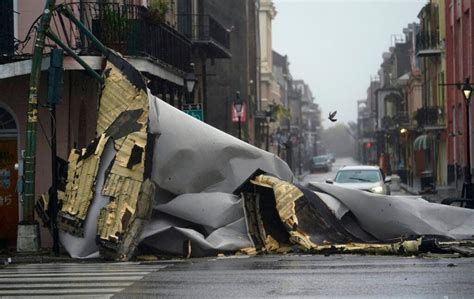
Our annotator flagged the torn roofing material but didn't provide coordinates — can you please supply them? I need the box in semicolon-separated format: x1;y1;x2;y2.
243;175;474;256
39;50;474;260
53;50;294;260
58;51;156;260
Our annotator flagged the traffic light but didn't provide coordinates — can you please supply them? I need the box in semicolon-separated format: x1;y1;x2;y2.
366;142;372;149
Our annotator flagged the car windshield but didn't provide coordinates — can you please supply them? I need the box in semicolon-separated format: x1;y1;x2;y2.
335;170;382;183
313;156;328;163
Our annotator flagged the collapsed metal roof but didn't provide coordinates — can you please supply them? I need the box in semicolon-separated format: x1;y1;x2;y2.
37;50;474;260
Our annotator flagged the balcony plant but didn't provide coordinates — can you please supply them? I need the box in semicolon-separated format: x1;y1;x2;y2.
415;106;439;127
146;0;170;24
97;5;130;51
272;104;291;121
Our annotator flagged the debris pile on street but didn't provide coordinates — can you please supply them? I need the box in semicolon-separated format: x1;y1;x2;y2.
37;51;474;261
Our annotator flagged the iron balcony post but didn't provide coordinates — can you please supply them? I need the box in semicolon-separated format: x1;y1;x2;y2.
45;30;104;83
23;0;56;224
58;5;109;57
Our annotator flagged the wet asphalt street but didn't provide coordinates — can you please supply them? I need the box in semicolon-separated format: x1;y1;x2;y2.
114;255;474;298
2;157;470;298
2;253;472;298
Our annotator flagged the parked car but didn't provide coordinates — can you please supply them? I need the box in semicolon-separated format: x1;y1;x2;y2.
327;153;336;163
326;165;391;195
310;155;332;172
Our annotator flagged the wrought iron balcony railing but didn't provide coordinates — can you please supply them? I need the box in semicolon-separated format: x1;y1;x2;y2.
380;111;409;130
416;31;441;56
415;106;445;128
5;2;194;73
87;3;192;73
178;14;231;58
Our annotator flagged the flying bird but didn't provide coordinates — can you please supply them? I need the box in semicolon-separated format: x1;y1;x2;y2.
328;111;337;122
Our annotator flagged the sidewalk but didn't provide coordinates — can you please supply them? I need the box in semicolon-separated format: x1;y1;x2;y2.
0;248;78;265
400;180;459;204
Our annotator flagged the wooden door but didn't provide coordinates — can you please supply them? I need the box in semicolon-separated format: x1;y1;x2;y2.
0;139;18;248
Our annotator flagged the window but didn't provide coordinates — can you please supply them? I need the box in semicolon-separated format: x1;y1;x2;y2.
0;107;16;132
335;170;382;183
0;0;14;56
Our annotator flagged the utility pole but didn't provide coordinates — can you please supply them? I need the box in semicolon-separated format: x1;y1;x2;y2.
16;0;109;253
17;0;56;253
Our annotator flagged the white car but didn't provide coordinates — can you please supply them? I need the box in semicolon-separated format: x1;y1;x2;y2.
326;165;391;195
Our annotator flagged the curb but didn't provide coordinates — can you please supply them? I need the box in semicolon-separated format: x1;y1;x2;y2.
400;184;418;195
0;250;96;265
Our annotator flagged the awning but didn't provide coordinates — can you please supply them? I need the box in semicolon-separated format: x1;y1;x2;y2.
413;134;433;151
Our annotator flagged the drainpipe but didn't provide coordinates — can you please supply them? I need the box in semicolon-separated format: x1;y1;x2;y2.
18;0;56;252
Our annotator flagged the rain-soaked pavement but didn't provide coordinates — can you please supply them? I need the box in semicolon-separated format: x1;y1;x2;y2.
114;255;474;298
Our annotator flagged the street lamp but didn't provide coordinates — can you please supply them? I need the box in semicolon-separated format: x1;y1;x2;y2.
399;127;408;184
461;78;473;199
265;107;273;151
184;66;197;104
234;91;243;140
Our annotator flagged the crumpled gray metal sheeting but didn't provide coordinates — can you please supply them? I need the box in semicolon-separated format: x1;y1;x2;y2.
150;99;294;194
58;90;293;258
310;182;474;241
140;215;251;256
153;192;244;229
139;193;252;256
139;97;294;256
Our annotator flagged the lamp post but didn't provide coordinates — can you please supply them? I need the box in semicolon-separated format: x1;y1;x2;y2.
265;108;272;151
400;127;408;184
461;78;473;199
234;91;243;140
184;67;197;104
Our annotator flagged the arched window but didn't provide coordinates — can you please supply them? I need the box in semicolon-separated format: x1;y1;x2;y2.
0;107;17;134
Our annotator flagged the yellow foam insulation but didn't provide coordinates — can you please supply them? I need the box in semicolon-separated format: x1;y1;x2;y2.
61;133;109;221
99;178;142;240
309;239;421;255
111;132;147;182
95;61;150;245
239;247;257;256
58;57;153;251
96;63;148;135
251;175;318;251
251;175;303;229
289;231;318;251
264;234;281;252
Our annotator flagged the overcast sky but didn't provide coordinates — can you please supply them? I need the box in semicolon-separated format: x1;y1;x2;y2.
272;0;427;128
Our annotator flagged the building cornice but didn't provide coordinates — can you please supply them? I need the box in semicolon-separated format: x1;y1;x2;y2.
260;0;277;19
0;55;184;86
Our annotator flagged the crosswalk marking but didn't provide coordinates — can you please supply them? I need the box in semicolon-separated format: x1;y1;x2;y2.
0;262;171;298
0;271;151;277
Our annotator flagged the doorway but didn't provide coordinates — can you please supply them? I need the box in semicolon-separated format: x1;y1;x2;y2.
0;106;18;249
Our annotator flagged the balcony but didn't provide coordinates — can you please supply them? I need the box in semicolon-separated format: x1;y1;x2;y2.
360;131;376;139
395;111;409;126
381;116;396;130
81;3;192;73
178;14;231;59
416;31;442;56
415;106;445;129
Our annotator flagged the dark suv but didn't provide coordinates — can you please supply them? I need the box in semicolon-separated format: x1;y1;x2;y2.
310;155;332;172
